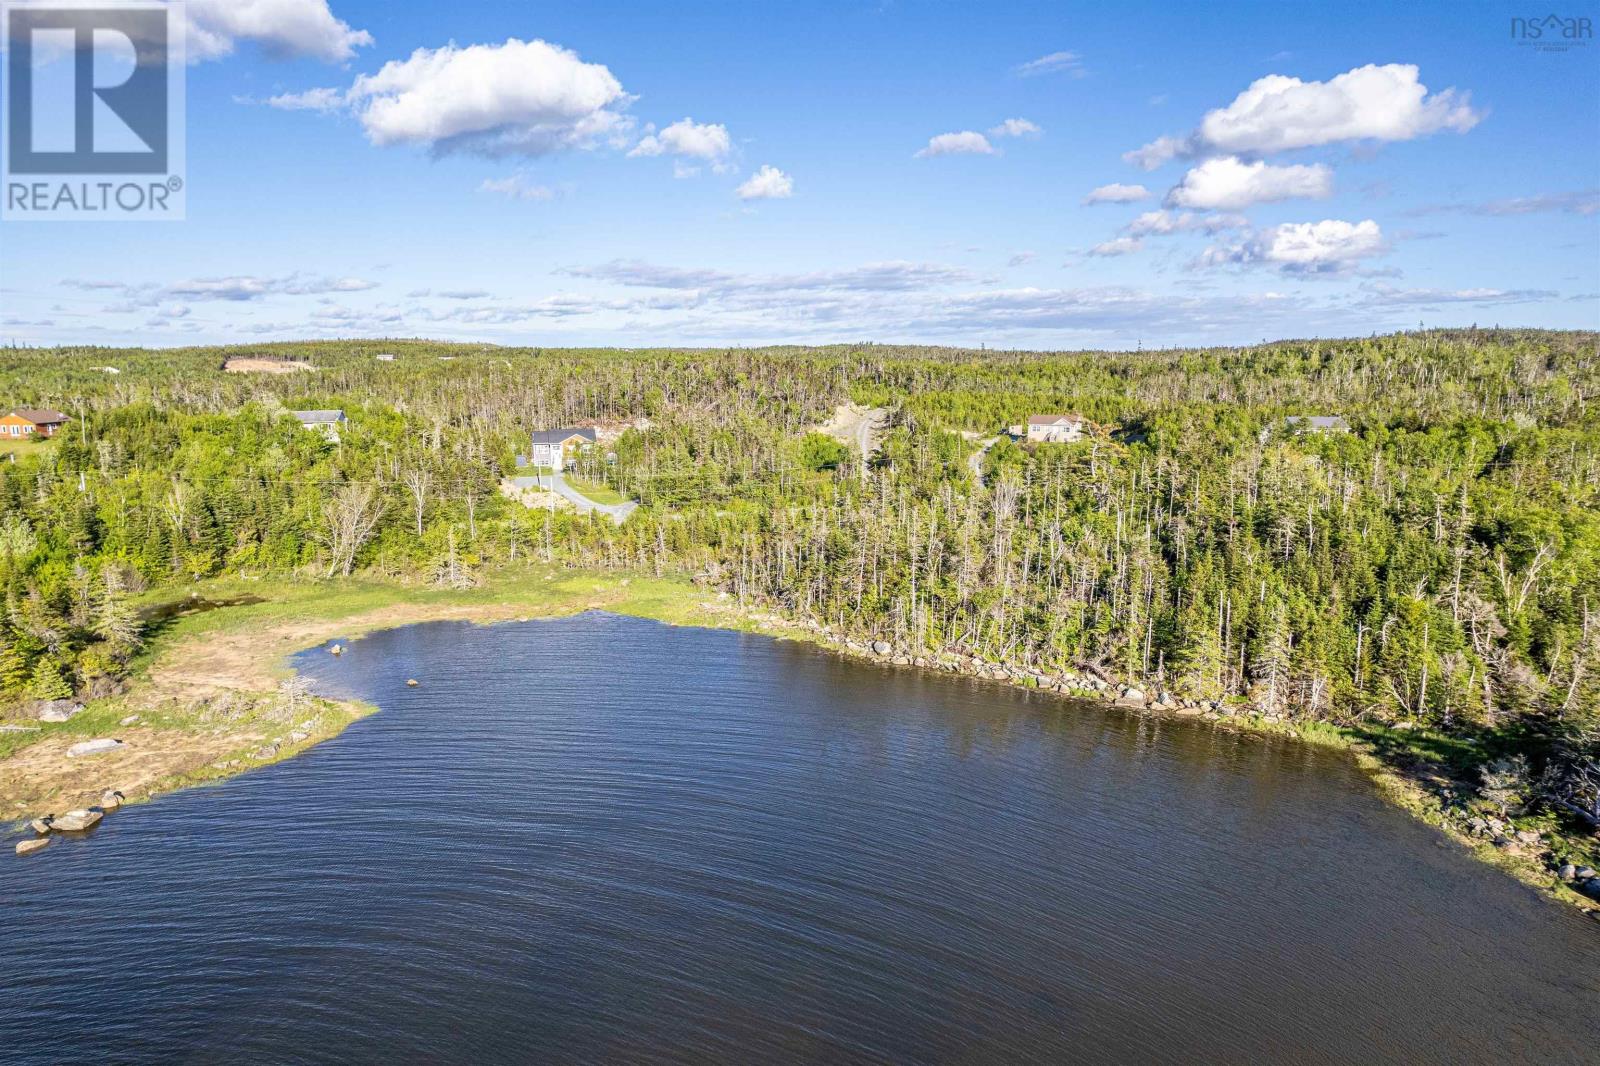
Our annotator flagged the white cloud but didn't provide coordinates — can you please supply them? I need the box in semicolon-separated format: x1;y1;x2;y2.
478;175;556;201
565;259;973;294
1199;65;1480;154
174;274;378;299
1406;188;1600;217
629;118;733;162
44;258;1475;349
1358;283;1557;307
1204;219;1385;274
71;273;377;303
1122;135;1190;171
1014;51;1084;78
735;165;793;200
1008;251;1038;267
1125;63;1480;169
989;118;1041;139
187;0;372;64
1084;182;1151;205
915;131;995;158
1089;237;1143;257
1125;210;1248;237
266;87;344;112
1165;156;1332;210
327;38;632;157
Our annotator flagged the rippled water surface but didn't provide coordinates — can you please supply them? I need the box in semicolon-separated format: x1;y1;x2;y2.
5;613;1598;1064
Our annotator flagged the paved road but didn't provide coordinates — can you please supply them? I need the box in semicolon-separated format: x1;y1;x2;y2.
515;471;637;524
550;472;637;524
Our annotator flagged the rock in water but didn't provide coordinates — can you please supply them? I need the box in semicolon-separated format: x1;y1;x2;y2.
99;790;125;811
52;809;103;832
406;678;419;687
15;838;49;856
67;738;123;758
331;644;343;655
29;817;53;836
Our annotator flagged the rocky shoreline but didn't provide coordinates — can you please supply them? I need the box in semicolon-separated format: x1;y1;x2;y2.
728;604;1600;920
8;576;1598;922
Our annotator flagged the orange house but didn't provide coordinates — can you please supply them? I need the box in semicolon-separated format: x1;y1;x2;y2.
1;409;70;439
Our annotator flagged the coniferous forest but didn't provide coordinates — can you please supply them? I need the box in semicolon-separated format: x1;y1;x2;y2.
2;330;1597;831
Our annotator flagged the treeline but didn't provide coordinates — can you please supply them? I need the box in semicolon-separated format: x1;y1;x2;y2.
2;329;1598;827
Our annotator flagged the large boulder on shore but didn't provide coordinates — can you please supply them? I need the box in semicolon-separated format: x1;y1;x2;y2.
15;838;49;857
871;641;892;656
99;790;125;811
36;700;84;723
67;739;123;758
29;817;52;836
51;809;103;832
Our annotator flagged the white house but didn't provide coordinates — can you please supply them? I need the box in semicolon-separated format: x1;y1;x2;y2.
1026;414;1089;443
529;427;597;469
291;409;346;442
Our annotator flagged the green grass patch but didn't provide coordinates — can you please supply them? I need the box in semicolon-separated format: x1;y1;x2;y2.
0;437;54;459
128;568;715;678
564;475;627;506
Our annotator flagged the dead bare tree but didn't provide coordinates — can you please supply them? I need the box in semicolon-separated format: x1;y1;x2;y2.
402;468;432;536
321;483;386;578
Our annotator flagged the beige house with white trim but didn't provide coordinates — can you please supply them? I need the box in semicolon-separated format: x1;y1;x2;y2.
1025;414;1088;443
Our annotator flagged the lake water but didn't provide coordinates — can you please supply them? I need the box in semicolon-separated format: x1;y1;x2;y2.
4;613;1598;1064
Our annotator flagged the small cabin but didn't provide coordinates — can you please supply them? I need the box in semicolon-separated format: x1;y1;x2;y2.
1025;414;1089;444
530;428;597;470
1;408;69;439
291;409;346;443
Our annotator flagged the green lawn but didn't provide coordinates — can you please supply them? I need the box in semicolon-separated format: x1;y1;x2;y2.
0;437;54;460
565;474;627;506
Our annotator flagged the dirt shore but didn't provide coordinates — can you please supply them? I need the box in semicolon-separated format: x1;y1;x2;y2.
1;574;725;824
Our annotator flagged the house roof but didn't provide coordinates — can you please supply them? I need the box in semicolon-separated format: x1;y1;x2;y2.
1027;414;1084;426
291;409;345;423
531;427;597;445
9;409;68;425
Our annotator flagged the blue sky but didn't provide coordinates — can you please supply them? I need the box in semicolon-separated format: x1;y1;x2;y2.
1;0;1596;349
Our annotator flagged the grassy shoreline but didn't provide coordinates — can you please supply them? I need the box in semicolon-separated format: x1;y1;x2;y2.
4;568;1595;918
2;570;742;827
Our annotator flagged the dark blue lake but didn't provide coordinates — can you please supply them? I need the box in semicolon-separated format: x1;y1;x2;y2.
4;613;1597;1063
